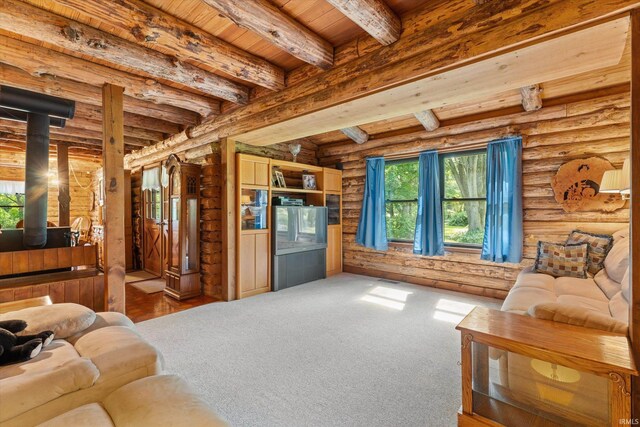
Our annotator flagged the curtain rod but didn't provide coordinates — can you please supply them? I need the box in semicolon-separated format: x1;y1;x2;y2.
382;141;489;161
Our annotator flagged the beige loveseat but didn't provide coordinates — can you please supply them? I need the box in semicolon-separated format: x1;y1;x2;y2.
38;374;227;427
501;227;630;332
492;227;630;422
0;305;164;427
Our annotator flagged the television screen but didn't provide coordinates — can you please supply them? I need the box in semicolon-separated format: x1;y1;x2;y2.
273;206;327;255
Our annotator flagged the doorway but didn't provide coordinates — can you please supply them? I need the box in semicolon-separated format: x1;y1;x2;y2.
141;164;168;277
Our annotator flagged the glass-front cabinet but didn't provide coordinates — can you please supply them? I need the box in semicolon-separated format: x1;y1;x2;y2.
164;154;201;300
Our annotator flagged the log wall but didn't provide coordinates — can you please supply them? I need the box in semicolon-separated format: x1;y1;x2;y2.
318;90;631;299
0;151;100;227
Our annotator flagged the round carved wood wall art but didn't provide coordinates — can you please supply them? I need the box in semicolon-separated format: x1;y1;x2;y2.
551;157;625;213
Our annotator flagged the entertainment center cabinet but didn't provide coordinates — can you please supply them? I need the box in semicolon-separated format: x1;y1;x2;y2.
235;154;342;299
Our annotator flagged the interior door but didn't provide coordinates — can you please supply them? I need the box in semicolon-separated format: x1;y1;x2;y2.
143;188;162;276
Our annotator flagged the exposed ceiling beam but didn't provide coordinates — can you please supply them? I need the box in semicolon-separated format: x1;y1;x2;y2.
520;84;543;111
0;132;142;150
340;126;369;144
48;0;285;91
325;0;401;45
0;0;249;104
230;17;629;145
74;103;181;135
201;0;334;70
0;36;220;117
0;63;197;126
413;110;440;131
0;122;151;147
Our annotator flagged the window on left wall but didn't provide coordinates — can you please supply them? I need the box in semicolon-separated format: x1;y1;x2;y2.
0;191;25;229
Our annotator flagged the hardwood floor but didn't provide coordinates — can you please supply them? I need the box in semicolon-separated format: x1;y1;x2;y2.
125;283;218;323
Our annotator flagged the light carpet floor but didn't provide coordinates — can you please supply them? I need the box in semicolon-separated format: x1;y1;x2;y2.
137;273;501;427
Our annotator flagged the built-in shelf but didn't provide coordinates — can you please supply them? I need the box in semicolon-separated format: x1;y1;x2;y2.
271;187;323;194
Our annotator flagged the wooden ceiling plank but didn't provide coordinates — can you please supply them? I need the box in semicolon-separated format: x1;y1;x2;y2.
0;36;220;117
0;0;249;104
128;0;638;159
325;0;401;45
340;126;369;144
50;0;285;91
413;110;440;131
0;63;197;126
520;84;544;111
201;0;334;69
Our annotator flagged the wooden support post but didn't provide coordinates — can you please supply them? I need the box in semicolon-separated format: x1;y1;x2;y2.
221;137;236;301
102;83;126;313
341;126;369;144
56;142;70;227
630;9;640;417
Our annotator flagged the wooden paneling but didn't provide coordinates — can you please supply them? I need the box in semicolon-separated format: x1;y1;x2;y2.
0;246;98;278
0;274;104;310
324;90;630;298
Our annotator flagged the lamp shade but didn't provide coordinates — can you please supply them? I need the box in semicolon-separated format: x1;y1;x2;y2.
599;169;624;193
621;158;630;195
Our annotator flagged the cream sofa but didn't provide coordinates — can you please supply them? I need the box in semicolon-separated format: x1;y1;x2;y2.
501;227;630;332
0;305;164;427
38;374;227;427
491;228;630;421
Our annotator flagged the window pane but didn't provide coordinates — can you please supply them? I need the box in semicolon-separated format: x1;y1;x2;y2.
385;161;419;201
385;160;419;241
443;200;486;245
0;193;25;229
386;201;417;241
443;152;487;199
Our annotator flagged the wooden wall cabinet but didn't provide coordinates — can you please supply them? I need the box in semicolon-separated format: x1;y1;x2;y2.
236;154;271;299
164;154;201;300
235;154;342;299
240;156;270;186
239;232;270;297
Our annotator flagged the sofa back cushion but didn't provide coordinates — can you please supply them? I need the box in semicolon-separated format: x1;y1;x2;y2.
534;241;588;279
612;227;629;244
594;269;622;299
604;238;629;284
566;230;613;276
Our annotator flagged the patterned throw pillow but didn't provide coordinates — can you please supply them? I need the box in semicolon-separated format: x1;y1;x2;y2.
566;230;613;276
534;241;589;279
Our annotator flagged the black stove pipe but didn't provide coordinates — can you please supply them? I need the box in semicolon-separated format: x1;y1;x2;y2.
0;86;75;119
23;113;50;248
0;86;75;249
0;107;66;129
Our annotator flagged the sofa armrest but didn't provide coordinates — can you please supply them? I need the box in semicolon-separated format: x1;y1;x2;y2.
66;312;135;345
0;358;99;423
528;303;628;334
